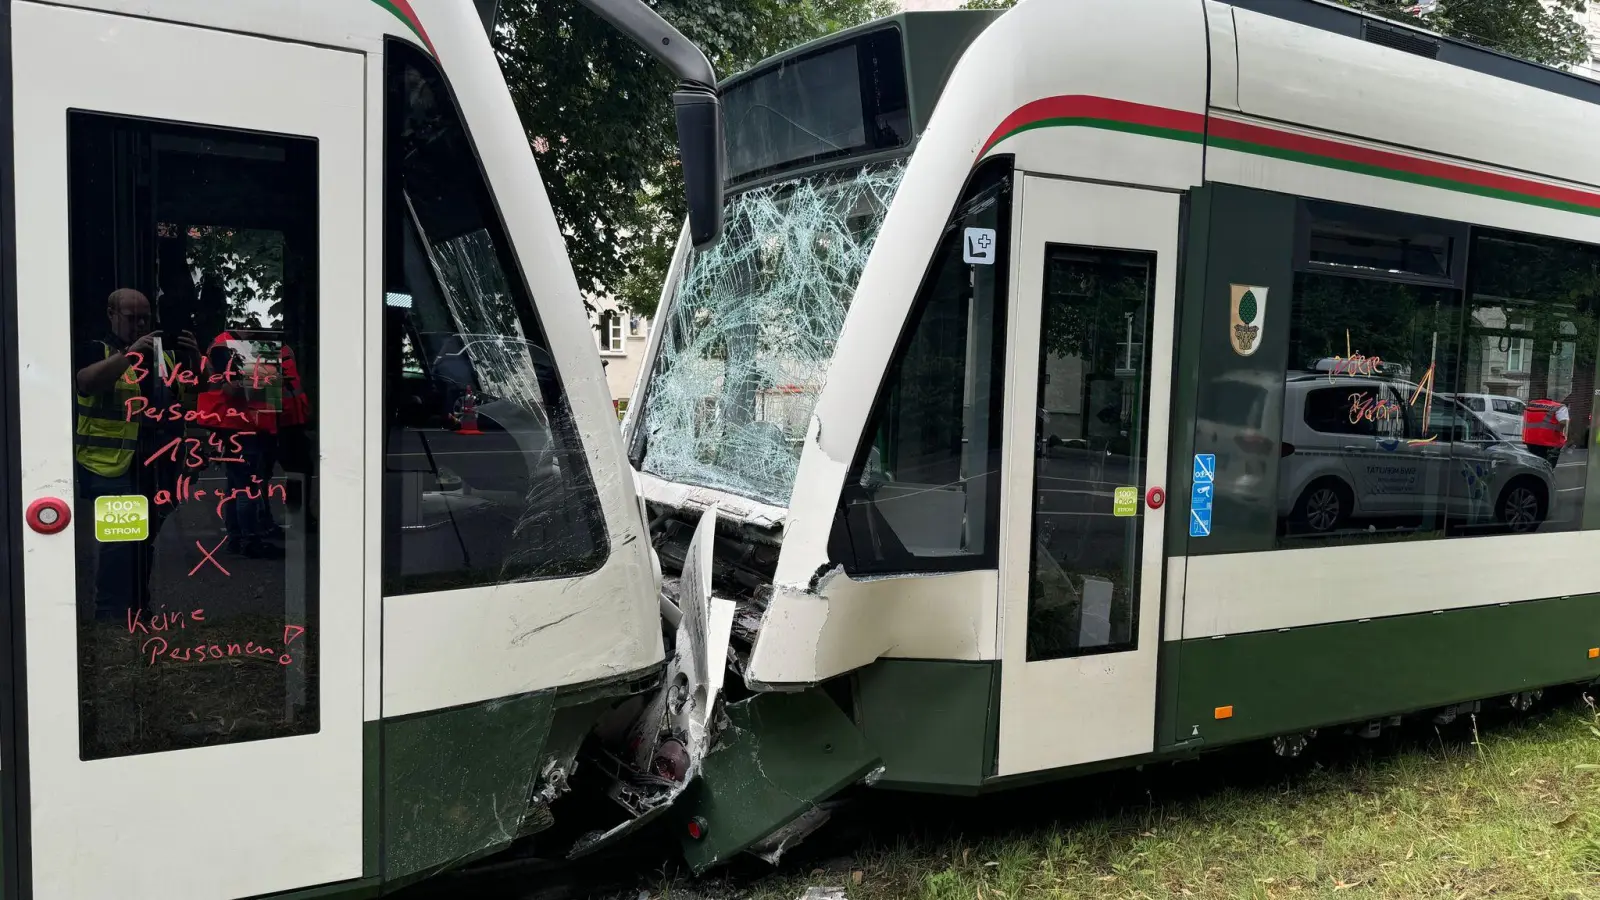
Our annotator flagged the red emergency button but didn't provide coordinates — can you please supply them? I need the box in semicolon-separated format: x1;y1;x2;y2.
26;497;70;535
1146;487;1166;510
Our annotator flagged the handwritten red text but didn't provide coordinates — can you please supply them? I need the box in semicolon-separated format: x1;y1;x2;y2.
142;624;308;668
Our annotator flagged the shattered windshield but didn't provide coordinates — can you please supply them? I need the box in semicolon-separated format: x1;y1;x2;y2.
637;160;906;506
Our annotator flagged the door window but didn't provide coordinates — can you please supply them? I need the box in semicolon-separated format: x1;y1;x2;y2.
381;40;607;594
67;113;320;759
1025;245;1155;661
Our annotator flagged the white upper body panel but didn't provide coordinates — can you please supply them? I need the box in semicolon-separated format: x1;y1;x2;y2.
773;0;1209;591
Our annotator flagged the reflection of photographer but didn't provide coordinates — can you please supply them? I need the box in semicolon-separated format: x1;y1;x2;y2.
72;288;199;621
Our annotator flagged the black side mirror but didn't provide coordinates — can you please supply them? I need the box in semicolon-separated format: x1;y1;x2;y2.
673;86;725;250
572;0;725;250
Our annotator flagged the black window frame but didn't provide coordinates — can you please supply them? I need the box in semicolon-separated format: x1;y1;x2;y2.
1294;198;1469;291
721;24;912;187
379;37;609;594
827;155;1014;576
65;108;324;760
1023;242;1159;662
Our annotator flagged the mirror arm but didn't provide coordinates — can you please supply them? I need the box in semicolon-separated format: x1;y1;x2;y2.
573;0;718;90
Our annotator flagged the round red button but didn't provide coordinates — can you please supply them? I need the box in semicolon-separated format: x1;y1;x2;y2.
26;498;70;535
1146;487;1166;510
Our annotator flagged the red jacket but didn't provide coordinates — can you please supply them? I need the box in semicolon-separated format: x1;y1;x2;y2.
197;331;283;433
1523;399;1565;449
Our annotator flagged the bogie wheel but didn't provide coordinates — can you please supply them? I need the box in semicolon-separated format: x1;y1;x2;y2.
1271;730;1317;758
1508;690;1542;712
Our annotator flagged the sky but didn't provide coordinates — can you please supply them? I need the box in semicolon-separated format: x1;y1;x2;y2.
896;0;965;9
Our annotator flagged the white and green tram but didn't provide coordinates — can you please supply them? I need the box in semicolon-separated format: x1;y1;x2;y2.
0;0;729;897
615;0;1600;871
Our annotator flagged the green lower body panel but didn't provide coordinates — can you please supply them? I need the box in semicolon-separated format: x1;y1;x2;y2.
376;669;659;891
382;691;557;886
854;659;998;793
672;688;880;873
1169;592;1600;747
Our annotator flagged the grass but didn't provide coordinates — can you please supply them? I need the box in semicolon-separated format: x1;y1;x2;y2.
685;691;1600;900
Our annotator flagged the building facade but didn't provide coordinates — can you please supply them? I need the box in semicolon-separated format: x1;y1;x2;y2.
588;294;651;415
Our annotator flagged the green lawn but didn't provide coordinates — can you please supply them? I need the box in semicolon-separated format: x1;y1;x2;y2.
695;691;1600;900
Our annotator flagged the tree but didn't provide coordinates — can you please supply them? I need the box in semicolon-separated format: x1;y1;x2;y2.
495;0;895;318
1338;0;1590;68
960;0;1014;8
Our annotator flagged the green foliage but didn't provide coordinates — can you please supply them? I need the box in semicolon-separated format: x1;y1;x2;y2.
495;0;895;318
1340;0;1591;68
178;226;285;329
734;700;1600;900
959;0;1014;8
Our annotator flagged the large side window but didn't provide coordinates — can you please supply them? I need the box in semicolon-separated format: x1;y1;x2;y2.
828;159;1012;574
68;113;320;759
1456;230;1599;533
1278;202;1465;545
381;40;607;594
1277;200;1600;545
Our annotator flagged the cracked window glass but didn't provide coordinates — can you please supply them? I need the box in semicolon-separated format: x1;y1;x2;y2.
380;40;606;595
636;160;906;506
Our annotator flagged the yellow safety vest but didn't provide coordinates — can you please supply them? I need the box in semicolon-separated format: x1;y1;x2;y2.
74;342;180;478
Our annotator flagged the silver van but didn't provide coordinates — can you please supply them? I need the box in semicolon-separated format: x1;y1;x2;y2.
1279;374;1553;535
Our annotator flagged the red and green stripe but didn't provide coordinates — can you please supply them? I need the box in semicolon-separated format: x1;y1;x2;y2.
981;94;1600;218
371;0;437;56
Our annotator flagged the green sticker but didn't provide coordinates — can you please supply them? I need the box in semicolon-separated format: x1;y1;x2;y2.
94;495;149;542
1113;486;1139;518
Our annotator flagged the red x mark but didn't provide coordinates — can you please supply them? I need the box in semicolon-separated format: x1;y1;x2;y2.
188;537;231;577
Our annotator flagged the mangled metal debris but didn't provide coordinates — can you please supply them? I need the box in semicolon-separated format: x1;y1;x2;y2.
569;507;736;859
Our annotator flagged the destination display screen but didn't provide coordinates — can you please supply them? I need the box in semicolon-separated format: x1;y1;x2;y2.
721;27;911;183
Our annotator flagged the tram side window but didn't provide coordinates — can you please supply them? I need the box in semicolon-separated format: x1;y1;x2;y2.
828;160;1012;575
68;112;321;760
1455;229;1600;534
1279;201;1463;545
381;39;607;595
1276;200;1600;545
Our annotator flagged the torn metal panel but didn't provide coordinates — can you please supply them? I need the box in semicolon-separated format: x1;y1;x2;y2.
569;507;736;859
381;691;555;882
670;688;880;874
744;569;1000;688
746;799;842;865
635;162;907;509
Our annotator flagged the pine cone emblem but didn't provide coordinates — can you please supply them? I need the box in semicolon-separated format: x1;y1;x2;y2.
1239;290;1259;325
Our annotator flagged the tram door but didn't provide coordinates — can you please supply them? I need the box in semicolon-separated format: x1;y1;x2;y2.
995;177;1178;776
11;5;365;897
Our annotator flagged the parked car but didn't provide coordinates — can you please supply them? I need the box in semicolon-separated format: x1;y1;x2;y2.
1279;375;1552;536
1445;392;1525;439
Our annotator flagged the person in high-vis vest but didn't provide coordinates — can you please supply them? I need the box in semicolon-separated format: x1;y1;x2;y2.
73;288;199;622
1523;399;1567;466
